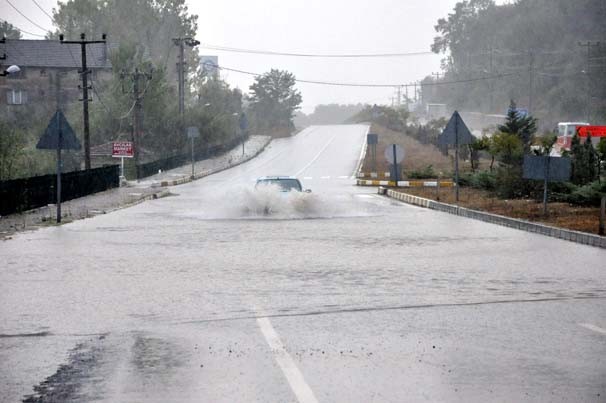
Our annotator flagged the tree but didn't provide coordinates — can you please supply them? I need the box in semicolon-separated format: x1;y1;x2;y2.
597;138;606;181
570;133;598;185
498;100;537;153
534;133;557;156
248;69;302;135
0;121;26;180
491;131;523;165
0;21;22;39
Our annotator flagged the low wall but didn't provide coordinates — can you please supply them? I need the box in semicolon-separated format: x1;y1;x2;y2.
382;188;606;249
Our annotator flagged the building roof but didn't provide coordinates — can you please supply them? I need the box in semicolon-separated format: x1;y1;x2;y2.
0;39;112;69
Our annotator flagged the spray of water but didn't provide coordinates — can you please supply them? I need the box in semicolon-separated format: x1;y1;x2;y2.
188;184;377;220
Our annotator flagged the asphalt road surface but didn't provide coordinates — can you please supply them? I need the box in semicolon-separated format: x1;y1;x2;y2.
1;124;605;402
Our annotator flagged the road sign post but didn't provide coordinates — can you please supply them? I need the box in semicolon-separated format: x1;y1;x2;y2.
384;144;404;184
111;141;133;180
438;111;474;203
599;196;605;236
523;155;571;216
367;133;378;172
36;110;81;223
187;127;200;179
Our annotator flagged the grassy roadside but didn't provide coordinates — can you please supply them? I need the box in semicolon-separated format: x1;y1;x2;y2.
361;124;453;174
398;186;602;235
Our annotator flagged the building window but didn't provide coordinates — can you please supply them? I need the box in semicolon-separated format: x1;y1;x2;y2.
6;89;27;105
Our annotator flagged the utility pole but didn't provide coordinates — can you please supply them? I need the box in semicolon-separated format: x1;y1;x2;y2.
488;47;494;113
578;41;601;122
431;73;442;106
172;37;200;115
60;33;107;170
396;86;401;108
121;68;152;180
528;50;534;115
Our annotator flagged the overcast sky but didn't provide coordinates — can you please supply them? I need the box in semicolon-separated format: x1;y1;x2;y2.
2;0;508;113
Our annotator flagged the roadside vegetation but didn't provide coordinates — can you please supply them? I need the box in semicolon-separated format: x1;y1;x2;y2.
0;1;301;180
424;0;606;128
351;102;605;234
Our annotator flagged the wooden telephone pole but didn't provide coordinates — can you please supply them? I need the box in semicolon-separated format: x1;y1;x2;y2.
121;68;153;180
60;33;107;170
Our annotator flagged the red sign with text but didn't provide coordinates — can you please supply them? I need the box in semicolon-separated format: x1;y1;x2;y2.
577;126;606;138
112;141;134;158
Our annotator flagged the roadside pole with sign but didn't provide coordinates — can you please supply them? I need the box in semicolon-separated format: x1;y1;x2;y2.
111;141;134;181
36;110;81;223
384;144;404;183
367;133;378;172
438;111;474;203
523;155;571;216
187;127;200;179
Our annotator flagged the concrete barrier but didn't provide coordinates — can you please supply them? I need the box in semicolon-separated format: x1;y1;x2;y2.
357;180;454;188
381;188;606;249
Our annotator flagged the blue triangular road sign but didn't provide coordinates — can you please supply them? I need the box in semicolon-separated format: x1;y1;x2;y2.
438;111;474;146
36;110;81;150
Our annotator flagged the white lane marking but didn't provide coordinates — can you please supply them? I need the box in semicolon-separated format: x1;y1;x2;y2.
356;194;376;199
303;176;313;180
338;175;349;179
257;317;319;403
296;134;337;177
320;176;331;179
579;323;606;335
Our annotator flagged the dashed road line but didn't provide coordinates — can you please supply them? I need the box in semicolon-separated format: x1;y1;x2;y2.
579;323;606;335
257;317;319;403
338;175;349;179
303;176;313;180
320;176;331;179
295;134;337;177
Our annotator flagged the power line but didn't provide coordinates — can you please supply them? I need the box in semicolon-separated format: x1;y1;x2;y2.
0;17;46;38
30;0;53;20
201;44;434;58
214;63;520;88
4;0;51;33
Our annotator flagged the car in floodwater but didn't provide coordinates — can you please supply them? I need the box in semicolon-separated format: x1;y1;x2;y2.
255;176;311;193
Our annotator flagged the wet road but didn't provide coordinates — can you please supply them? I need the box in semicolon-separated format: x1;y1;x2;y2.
1;124;606;402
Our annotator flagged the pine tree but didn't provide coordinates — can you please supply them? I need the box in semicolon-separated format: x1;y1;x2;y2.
497;100;537;153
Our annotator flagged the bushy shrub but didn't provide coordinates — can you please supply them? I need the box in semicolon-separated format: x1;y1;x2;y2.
564;181;606;207
408;165;436;179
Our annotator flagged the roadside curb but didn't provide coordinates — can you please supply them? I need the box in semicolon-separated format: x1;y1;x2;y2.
357;179;454;187
358;172;391;179
381;187;606;249
151;137;272;188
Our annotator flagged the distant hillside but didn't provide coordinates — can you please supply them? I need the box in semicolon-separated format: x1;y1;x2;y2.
294;104;365;128
425;0;606;128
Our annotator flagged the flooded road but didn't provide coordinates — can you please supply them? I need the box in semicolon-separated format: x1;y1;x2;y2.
1;125;605;402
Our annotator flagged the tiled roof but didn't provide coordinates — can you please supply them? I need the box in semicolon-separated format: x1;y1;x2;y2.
0;39;112;69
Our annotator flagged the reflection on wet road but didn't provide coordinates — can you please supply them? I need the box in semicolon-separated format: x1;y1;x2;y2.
1;125;605;402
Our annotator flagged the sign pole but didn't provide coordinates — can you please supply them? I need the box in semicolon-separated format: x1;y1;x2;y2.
56;112;62;223
454;114;460;203
599;196;605;236
543;157;549;216
392;144;399;184
191;136;195;179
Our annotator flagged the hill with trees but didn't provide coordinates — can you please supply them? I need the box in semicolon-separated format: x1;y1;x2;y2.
424;0;606;129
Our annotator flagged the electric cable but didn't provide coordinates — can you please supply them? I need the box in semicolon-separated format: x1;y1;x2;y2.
30;0;53;20
213;63;520;88
200;44;434;58
4;0;51;33
0;17;46;38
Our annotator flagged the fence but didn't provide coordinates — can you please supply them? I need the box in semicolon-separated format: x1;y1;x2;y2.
136;136;246;179
0;165;119;216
